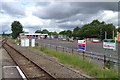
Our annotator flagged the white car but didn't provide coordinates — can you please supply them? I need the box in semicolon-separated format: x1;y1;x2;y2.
69;38;74;42
92;39;100;43
62;38;66;41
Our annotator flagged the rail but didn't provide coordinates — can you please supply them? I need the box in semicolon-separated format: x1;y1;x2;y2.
2;40;56;80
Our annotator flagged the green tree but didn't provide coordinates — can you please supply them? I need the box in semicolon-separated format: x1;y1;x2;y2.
35;30;42;33
101;24;117;39
59;30;66;35
59;30;72;37
35;29;49;34
66;30;72;38
2;32;5;36
49;31;58;36
11;21;23;39
42;29;49;34
48;31;58;37
117;27;120;32
79;20;117;40
73;26;80;37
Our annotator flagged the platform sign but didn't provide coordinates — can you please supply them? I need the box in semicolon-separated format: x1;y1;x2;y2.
78;40;86;51
103;39;116;51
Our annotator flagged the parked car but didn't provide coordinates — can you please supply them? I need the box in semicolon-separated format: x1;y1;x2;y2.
69;38;74;42
62;38;66;41
75;39;78;41
92;39;100;43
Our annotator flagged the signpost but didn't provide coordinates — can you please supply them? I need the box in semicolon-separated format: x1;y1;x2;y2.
103;39;116;51
78;40;86;60
78;40;86;51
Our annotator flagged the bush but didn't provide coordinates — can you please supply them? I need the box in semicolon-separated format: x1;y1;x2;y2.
105;59;114;69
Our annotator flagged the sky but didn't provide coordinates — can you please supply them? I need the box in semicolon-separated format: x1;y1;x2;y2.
0;0;119;34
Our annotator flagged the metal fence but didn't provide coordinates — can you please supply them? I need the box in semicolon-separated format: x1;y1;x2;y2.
37;42;119;68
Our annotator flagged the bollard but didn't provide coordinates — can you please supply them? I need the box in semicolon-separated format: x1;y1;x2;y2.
56;46;57;52
83;51;85;60
72;49;74;54
63;48;64;52
104;55;106;69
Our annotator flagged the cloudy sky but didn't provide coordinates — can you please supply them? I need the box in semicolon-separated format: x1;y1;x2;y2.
0;1;119;34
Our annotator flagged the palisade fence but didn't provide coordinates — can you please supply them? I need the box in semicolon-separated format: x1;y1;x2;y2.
36;42;119;67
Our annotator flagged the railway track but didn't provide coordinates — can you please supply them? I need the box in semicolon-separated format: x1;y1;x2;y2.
2;39;56;80
34;51;92;79
2;38;92;79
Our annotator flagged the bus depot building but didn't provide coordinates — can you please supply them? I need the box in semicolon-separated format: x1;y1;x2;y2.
19;33;48;39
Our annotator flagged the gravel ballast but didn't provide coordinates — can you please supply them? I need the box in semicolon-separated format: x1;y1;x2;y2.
7;40;91;78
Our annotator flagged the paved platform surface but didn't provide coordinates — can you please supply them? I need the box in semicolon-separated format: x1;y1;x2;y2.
0;48;2;80
3;66;22;79
1;48;23;79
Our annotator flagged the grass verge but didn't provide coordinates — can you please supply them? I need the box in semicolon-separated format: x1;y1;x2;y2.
10;38;20;44
28;46;118;78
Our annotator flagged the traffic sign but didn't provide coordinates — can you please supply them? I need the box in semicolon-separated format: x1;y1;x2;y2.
78;40;86;51
103;39;116;51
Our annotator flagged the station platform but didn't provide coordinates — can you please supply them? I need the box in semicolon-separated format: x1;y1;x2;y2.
1;48;25;79
3;66;23;79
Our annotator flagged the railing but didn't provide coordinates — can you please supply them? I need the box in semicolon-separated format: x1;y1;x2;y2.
37;42;119;68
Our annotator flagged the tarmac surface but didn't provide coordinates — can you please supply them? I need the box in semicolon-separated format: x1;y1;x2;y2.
36;39;118;59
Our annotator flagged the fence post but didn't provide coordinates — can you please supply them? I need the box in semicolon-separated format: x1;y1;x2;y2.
56;46;57;52
83;51;85;60
63;48;64;52
104;55;106;69
72;49;74;54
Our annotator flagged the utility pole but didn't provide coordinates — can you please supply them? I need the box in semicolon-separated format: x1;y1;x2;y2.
100;28;102;40
113;30;114;39
105;31;107;39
